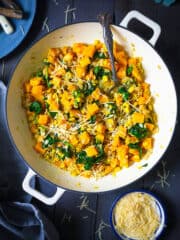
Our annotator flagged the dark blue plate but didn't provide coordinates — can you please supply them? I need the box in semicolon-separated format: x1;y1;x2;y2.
0;0;36;59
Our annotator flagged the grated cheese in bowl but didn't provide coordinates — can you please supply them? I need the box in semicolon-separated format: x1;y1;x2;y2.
110;191;165;240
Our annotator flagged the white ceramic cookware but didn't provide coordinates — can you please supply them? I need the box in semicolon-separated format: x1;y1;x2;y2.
5;11;177;205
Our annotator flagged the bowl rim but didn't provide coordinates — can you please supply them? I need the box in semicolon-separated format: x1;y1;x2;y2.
110;190;166;240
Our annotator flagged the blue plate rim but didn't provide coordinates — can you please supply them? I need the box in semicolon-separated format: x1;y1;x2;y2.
0;0;37;59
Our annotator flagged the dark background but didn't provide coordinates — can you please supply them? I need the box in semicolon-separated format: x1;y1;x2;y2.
0;0;180;239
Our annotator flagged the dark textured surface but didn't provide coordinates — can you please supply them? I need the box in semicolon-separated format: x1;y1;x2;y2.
0;0;180;239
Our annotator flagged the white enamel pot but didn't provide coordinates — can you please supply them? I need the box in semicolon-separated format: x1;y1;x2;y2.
6;11;177;205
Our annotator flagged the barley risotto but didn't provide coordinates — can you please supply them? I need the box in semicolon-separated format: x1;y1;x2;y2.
23;40;157;178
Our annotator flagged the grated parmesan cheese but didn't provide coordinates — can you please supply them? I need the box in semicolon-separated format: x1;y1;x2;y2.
113;192;160;240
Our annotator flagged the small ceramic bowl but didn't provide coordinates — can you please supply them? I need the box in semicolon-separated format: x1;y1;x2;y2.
110;190;166;240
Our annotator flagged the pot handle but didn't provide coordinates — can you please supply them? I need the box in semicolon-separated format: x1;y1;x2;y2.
120;10;161;46
22;168;65;205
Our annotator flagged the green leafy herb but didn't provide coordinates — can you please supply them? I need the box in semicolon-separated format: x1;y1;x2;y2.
36;70;43;77
58;143;73;160
95;144;105;161
126;66;133;76
142;163;148;167
43;67;52;88
76;151;94;170
118;86;130;101
128;124;148;139
76;144;105;170
83;81;96;96
93;66;112;79
128;142;142;157
73;89;84;108
42;134;59;148
94;66;103;77
43;135;54;148
89;115;96;124
29;101;42;114
45;102;50;111
105;102;117;116
43;58;50;66
49;112;57;118
94;51;106;59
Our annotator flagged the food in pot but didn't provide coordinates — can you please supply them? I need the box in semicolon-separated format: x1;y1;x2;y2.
112;192;161;240
22;40;157;178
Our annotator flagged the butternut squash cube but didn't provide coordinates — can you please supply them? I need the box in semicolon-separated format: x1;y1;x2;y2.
85;145;98;157
79;131;91;145
30;77;42;86
38;114;49;125
34;142;45;155
131;112;145;125
142;138;153;150
31;85;44;102
87;103;99;117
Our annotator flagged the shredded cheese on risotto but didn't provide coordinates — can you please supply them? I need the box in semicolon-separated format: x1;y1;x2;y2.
22;40;157;178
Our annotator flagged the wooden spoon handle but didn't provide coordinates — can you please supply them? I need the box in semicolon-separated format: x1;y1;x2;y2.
0;7;23;19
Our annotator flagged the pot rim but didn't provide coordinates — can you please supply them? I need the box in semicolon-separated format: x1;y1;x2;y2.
5;21;178;193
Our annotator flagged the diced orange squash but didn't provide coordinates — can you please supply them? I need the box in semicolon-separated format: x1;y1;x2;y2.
85;145;98;157
47;48;61;63
95;134;104;143
131;112;145;124
129;148;139;156
34;142;45;154
83;45;96;58
79;56;91;67
55;67;66;77
114;93;123;106
61;46;69;55
86;103;99;117
95;123;106;134
118;125;127;139
100;59;111;70
94;40;103;50
128;58;144;82
117;145;129;167
130;155;140;162
76;66;86;78
91;88;101;101
63;53;74;62
72;43;87;55
106;118;116;131
67;84;77;92
103;166;113;176
145;123;154;131
30;77;42;86
99;94;109;103
138;96;146;105
114;50;128;66
112;134;121;148
79;131;91;145
69;134;79;146
31;85;44;102
48;100;59;111
69;109;80;117
51;77;61;87
142;138;153;150
116;67;126;80
38;114;49;125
